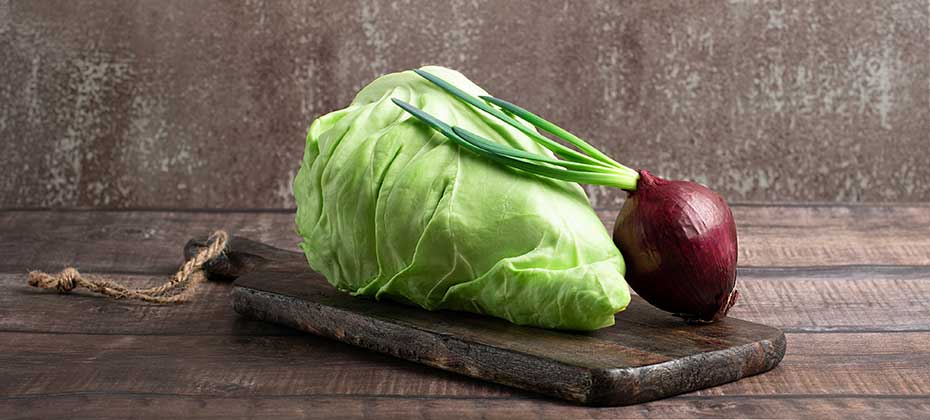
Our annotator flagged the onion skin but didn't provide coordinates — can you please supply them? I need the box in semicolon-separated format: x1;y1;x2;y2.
612;170;739;322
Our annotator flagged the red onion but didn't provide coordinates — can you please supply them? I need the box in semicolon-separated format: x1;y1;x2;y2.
612;170;739;322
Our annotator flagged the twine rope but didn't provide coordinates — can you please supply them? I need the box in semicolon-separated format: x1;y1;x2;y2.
26;231;228;304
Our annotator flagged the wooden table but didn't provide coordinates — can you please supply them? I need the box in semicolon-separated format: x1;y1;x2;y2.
2;205;929;419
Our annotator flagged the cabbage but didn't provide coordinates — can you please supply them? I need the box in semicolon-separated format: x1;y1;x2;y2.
293;66;630;330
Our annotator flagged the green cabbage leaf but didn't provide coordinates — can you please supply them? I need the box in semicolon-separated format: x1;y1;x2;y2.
294;66;630;330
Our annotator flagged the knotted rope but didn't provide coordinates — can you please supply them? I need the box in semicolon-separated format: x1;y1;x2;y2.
26;231;228;304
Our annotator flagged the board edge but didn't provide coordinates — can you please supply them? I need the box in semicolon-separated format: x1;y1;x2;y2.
232;282;786;406
586;329;786;405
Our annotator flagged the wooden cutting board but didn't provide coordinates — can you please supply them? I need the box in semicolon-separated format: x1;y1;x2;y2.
185;236;785;406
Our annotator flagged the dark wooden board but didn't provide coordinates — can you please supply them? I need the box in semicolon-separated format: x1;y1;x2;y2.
185;236;786;406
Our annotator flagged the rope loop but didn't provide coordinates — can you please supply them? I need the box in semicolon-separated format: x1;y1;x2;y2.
26;231;228;304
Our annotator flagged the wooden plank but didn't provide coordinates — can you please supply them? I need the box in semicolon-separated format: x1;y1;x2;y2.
1;332;928;401
624;204;930;266
730;266;930;332
0;210;300;274
0;273;296;336
1;395;928;420
698;332;930;397
0;332;518;400
1;207;927;414
4;266;930;335
2;205;930;274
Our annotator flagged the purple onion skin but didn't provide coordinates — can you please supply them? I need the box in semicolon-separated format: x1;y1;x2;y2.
612;170;739;322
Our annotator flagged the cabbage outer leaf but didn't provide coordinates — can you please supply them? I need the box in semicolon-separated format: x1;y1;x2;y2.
294;66;630;330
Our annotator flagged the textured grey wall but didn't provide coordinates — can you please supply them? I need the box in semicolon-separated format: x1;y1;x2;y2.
1;0;928;208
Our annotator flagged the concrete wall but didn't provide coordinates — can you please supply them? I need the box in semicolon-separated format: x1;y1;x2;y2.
1;0;928;208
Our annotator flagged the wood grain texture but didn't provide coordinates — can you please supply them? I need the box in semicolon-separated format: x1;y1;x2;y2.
731;266;930;332
1;332;927;400
4;266;930;335
0;394;930;420
195;238;783;406
2;395;929;420
0;210;299;274
232;274;784;405
602;205;930;267
0;273;296;336
2;207;929;417
3;204;930;273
